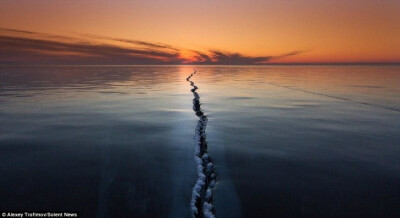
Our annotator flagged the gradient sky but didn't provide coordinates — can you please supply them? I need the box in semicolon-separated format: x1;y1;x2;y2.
1;0;399;64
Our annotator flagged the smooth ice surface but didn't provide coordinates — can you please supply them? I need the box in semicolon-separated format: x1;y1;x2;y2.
0;65;399;217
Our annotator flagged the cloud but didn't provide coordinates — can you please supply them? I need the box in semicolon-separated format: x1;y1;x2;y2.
275;50;311;59
0;29;184;65
209;50;272;64
81;34;180;52
191;50;213;63
0;27;79;42
0;27;307;65
189;50;309;65
0;27;37;35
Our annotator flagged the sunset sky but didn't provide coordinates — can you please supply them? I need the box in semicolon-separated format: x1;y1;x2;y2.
1;0;399;64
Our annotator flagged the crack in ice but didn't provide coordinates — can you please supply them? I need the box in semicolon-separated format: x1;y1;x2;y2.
187;70;217;218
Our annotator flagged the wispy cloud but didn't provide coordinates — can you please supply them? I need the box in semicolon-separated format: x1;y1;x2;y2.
81;34;180;52
189;50;309;65
0;27;79;42
0;28;185;64
0;27;307;65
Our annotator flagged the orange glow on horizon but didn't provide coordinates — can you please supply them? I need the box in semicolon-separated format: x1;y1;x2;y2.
0;0;399;64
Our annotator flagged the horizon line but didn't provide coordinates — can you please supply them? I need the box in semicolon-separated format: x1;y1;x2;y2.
1;63;400;66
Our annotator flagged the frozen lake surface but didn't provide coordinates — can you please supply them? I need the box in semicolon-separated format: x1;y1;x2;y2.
0;65;399;217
